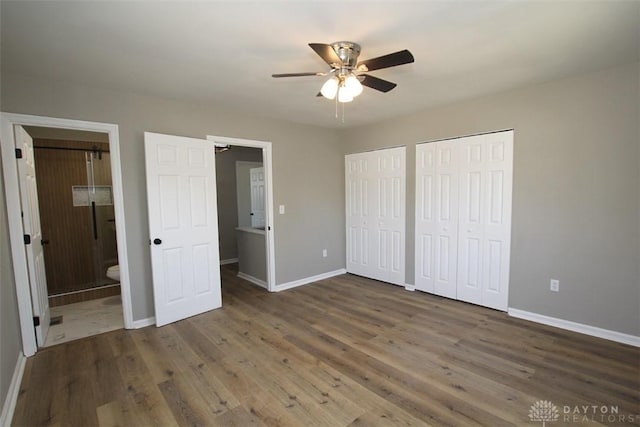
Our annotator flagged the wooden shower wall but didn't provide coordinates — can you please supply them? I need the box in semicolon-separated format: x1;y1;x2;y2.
34;139;119;305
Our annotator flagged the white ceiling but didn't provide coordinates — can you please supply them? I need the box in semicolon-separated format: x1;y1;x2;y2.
2;1;639;129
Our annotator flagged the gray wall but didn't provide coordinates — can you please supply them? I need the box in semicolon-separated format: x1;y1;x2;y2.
215;147;262;261
341;62;639;336
237;230;267;283
0;73;345;322
0;154;23;415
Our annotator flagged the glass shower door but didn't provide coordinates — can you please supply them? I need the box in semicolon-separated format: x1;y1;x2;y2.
35;141;119;302
84;150;118;287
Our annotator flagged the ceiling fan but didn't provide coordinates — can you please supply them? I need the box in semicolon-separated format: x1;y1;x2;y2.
272;41;414;103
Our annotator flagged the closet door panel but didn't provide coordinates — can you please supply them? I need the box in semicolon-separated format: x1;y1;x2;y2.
480;132;513;310
434;143;459;298
346;147;405;286
415;144;436;292
457;132;513;311
457;135;486;305
375;147;405;285
346;155;373;277
415;141;458;297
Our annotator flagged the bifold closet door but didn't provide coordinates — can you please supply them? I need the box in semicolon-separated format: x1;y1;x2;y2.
415;130;513;311
457;132;513;311
415;141;458;298
346;147;405;286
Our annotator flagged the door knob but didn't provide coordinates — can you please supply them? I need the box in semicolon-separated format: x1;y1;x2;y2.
153;238;162;245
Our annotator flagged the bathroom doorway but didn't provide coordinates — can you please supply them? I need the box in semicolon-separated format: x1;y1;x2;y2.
25;126;124;346
1;112;133;357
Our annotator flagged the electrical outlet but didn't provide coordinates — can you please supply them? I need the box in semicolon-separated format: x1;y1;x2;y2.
322;249;327;258
550;279;560;292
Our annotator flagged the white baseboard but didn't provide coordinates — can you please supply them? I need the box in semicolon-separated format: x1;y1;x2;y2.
404;283;416;291
132;316;155;329
220;258;239;265
237;272;267;289
508;308;640;347
275;269;347;292
1;352;26;427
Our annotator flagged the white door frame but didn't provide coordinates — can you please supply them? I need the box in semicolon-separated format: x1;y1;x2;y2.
206;135;276;291
0;112;134;357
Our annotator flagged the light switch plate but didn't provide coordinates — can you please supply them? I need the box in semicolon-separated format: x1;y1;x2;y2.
279;205;285;214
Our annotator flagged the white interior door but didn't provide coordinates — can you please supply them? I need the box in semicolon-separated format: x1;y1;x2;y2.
345;153;372;278
374;147;406;285
415;141;458;298
145;132;222;327
457;132;513;310
15;125;50;346
249;166;265;228
346;147;405;286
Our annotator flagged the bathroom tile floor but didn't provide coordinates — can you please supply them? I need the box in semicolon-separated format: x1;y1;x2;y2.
43;294;124;347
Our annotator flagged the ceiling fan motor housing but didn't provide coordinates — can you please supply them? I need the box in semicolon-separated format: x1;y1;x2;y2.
331;41;361;70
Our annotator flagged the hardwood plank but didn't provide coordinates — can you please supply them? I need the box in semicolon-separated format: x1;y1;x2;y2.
112;333;178;425
212;405;267;427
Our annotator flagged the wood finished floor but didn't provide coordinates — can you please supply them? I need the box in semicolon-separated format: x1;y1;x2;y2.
13;265;640;426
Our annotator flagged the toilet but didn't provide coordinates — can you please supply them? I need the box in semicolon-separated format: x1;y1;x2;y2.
106;265;120;282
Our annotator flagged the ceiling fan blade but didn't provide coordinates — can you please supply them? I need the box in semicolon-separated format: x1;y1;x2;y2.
308;43;342;67
360;74;397;93
357;49;414;72
272;72;326;78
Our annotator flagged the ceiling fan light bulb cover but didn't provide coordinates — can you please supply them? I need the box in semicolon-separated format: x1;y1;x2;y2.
320;77;338;99
338;88;354;103
344;75;363;97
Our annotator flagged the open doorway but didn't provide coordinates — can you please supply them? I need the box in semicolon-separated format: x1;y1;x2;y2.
24;126;123;346
208;135;275;291
215;146;267;288
0;113;133;357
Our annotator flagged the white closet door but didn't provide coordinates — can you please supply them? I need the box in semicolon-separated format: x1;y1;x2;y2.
375;147;406;285
415;141;458;298
346;147;405;286
346;153;373;278
457;131;513;310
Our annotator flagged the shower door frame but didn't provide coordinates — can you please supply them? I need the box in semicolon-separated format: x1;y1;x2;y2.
0;112;134;357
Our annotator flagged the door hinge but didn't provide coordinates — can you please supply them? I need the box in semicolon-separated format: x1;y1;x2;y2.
33;316;40;327
15;148;23;159
24;234;31;245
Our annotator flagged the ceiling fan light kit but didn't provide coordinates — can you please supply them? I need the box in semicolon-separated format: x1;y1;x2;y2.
272;41;414;119
320;74;363;102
